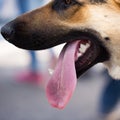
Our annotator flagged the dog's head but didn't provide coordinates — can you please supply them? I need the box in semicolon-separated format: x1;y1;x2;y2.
1;0;120;109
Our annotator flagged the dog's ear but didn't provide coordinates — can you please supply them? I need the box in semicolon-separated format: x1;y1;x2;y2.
114;0;120;4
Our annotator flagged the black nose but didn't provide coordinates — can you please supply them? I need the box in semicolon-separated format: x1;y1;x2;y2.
1;23;14;41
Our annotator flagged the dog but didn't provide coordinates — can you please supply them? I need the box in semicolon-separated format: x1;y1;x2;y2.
1;0;120;118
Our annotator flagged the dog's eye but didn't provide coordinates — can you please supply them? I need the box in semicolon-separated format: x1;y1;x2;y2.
65;0;72;5
52;0;80;11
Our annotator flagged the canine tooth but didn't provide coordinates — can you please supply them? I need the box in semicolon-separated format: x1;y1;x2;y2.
48;68;54;75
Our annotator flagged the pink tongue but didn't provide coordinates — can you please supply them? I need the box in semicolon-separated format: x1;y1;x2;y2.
46;41;79;109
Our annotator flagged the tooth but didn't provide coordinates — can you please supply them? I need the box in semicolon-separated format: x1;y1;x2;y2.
48;68;54;75
77;53;82;58
86;43;90;48
79;43;90;53
79;44;87;53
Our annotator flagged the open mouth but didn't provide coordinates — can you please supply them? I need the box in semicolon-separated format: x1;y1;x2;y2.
1;23;110;110
46;33;110;109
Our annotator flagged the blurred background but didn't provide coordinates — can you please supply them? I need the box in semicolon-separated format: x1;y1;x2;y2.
0;0;120;120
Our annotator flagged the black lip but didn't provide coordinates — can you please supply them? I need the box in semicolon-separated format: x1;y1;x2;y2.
2;28;106;50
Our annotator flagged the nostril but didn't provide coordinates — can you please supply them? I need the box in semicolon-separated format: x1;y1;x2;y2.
1;24;14;41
